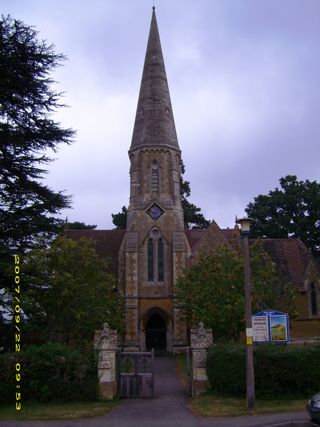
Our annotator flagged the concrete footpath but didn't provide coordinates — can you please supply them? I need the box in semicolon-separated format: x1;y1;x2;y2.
0;357;314;427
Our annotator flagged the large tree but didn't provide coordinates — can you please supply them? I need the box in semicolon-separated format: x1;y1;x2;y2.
176;243;296;342
21;237;125;349
0;15;74;253
111;160;210;229
246;175;320;260
0;16;74;323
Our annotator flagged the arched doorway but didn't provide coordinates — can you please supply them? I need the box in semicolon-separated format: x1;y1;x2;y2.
145;313;167;351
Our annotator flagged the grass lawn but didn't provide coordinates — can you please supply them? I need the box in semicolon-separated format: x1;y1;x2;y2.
175;354;307;417
0;400;120;420
190;394;308;418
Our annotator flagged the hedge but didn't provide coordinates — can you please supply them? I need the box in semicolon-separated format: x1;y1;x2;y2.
206;344;320;398
0;343;98;403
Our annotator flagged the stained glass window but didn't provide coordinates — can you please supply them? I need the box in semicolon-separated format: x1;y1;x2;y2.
158;238;164;281
147;238;154;281
146;229;166;284
146;203;165;221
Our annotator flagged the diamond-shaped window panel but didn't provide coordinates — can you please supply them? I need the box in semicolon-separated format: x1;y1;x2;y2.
146;203;165;221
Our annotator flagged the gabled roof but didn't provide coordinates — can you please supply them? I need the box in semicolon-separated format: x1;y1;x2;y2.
65;229;125;278
185;228;206;250
258;238;313;286
65;226;318;289
221;227;315;286
187;225;317;287
130;8;180;153
186;222;227;253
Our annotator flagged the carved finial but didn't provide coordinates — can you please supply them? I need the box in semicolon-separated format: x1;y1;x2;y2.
103;322;110;331
199;321;205;330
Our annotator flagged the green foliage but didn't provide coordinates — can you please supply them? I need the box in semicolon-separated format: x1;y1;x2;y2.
0;343;97;403
206;344;320;398
66;221;97;230
111;206;127;229
0;15;74;323
176;245;244;341
176;243;296;342
21;236;125;347
0;15;74;250
246;175;320;260
206;344;246;395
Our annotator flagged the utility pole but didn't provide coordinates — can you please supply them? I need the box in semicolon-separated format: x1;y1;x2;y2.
236;217;255;410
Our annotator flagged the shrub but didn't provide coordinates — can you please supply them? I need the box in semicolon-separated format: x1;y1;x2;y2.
206;344;320;398
0;343;98;403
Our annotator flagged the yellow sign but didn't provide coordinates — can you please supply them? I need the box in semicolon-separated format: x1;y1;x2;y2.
247;336;253;345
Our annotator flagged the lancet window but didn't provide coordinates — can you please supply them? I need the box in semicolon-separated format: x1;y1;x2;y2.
147;239;154;281
310;283;318;316
146;228;165;284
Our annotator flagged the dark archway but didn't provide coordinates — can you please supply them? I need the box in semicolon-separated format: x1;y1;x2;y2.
145;313;167;351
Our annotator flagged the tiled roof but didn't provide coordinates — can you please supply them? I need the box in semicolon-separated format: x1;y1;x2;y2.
185;229;206;250
65;229;126;278
193;226;315;287
258;238;312;286
65;227;317;289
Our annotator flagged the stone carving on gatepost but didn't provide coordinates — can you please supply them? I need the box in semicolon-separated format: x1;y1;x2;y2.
94;322;118;400
190;321;213;398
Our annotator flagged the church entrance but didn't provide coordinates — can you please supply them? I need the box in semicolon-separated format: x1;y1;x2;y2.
145;313;167;352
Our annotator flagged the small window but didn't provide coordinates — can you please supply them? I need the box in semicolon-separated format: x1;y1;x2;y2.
311;283;318;316
151;161;159;193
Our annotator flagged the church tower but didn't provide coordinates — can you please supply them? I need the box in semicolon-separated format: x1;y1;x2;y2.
123;8;187;352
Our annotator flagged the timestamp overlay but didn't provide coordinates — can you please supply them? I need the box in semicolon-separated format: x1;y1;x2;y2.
14;255;22;410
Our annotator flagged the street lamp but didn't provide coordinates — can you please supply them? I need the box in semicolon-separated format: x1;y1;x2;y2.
236;217;256;410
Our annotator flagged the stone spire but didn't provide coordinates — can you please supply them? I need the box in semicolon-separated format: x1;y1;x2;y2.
130;8;180;153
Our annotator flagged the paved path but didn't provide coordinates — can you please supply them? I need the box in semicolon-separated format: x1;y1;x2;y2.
0;357;313;427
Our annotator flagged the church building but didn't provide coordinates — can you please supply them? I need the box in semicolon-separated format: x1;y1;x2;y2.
67;8;320;351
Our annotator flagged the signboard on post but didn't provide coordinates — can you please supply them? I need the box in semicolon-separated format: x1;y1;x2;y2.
252;315;269;342
252;310;290;343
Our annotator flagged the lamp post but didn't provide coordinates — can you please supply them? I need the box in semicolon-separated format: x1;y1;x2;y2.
236;217;255;410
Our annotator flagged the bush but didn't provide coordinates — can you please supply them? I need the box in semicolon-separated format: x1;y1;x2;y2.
206;344;320;398
0;343;98;403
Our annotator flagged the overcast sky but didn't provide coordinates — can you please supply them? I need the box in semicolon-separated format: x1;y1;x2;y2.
3;0;320;230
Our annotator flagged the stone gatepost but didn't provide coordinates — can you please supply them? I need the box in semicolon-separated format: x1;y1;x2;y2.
190;322;213;398
94;323;118;400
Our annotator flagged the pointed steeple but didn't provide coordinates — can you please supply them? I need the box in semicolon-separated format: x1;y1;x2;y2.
130;8;180;153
